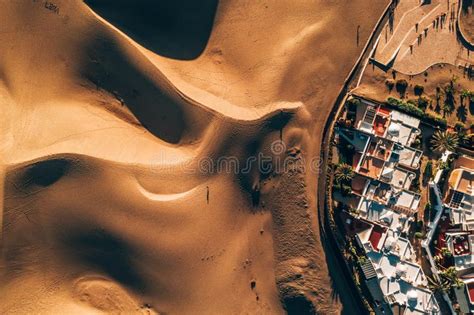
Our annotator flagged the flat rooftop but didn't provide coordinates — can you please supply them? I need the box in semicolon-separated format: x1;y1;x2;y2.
380;166;414;190
458;172;474;196
377;254;423;285
391;111;420;129
358;198;408;231
385;121;419;147
393;191;420;212
396;146;422;169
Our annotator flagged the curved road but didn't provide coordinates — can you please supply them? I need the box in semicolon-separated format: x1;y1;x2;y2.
316;2;394;314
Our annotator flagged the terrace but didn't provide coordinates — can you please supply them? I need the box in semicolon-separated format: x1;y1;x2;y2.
388;190;421;216
395;145;422;169
354;101;421;147
351;174;370;195
380;166;415;190
362;248;439;314
365;180;392;205
454;156;474;171
369;224;388;251
340;211;373;237
448;233;471;257
430;207;456;268
375;255;424;285
358;198;410;233
357;104;378;134
358;155;385;179
458;172;474;196
385;121;421;147
383;281;439;315
339;129;370;153
353;218;389;254
454;253;474;271
385;110;421;147
448;169;474;199
366;138;393;161
373;109;390;137
447;234;474;271
453;277;474;314
450;204;474;228
383;230;416;261
357;144;417;189
355;101;392;136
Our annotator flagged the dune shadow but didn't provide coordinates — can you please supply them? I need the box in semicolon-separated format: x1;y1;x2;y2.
84;0;218;60
282;295;316;315
82;30;214;144
319;214;368;315
63;229;147;292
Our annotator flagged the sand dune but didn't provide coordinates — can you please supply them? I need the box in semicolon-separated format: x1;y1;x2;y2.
0;0;388;314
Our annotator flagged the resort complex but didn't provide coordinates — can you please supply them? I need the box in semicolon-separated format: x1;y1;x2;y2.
331;90;473;314
423;155;474;314
325;0;474;313
334;97;439;314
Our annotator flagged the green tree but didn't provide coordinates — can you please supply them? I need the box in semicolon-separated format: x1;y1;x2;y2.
440;267;464;289
396;79;409;98
438;160;449;171
441;247;452;258
414;84;424;96
430;131;459;153
417;96;430;110
385;79;395;92
443;82;456;115
461;89;472;106
334;163;354;185
455;122;467;143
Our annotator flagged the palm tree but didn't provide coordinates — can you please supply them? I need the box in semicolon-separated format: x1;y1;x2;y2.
334;163;354;185
427;275;449;293
430;131;459;153
461;89;471;106
440;267;464;289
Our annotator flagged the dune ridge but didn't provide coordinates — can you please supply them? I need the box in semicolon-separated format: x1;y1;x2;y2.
1;0;389;313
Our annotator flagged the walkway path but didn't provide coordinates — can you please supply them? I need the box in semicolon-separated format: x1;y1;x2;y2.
393;0;474;73
374;0;443;66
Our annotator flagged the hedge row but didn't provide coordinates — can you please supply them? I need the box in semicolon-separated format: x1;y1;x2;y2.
386;97;447;128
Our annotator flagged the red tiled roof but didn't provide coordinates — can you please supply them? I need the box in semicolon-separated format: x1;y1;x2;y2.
378;107;391;115
340;211;372;237
468;282;474;303
369;224;387;251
